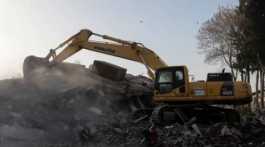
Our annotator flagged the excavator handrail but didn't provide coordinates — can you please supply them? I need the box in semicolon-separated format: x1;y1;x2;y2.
46;29;168;79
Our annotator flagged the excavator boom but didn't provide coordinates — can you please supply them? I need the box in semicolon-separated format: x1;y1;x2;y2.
45;29;167;79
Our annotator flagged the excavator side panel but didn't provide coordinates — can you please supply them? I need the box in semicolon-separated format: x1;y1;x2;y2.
153;80;252;104
189;81;207;97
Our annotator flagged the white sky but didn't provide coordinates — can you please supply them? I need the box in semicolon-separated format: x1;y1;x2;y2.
0;0;238;79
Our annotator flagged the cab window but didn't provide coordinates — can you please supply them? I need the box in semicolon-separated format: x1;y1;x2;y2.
158;71;173;83
157;71;173;93
175;71;184;81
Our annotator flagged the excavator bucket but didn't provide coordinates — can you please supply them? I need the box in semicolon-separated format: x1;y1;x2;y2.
23;56;88;91
23;56;49;81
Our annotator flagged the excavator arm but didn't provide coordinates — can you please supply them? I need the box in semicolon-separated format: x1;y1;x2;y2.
45;29;167;79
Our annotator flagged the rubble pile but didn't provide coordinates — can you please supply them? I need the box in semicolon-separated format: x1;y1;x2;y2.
90;111;265;147
0;74;264;146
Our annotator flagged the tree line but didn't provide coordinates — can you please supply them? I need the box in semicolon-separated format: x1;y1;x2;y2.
197;0;265;110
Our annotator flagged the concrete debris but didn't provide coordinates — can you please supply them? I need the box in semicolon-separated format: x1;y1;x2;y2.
89;113;265;147
133;115;149;124
91;60;127;81
191;124;202;136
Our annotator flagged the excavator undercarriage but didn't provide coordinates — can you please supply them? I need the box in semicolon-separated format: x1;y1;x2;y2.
151;104;241;126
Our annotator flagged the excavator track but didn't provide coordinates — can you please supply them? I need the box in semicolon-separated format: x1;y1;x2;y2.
151;104;187;125
151;104;241;126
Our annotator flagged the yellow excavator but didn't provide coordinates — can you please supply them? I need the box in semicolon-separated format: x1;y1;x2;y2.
23;29;252;124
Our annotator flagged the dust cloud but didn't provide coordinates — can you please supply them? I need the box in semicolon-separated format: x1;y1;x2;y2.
0;63;134;147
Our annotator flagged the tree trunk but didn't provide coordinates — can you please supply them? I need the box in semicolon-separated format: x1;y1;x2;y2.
247;69;250;83
231;67;236;81
255;71;260;110
246;68;252;111
241;71;244;82
261;71;264;108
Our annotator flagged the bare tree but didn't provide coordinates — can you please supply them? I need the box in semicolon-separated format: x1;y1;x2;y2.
197;7;247;80
260;71;264;108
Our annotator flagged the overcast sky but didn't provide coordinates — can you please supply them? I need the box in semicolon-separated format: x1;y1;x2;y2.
0;0;238;80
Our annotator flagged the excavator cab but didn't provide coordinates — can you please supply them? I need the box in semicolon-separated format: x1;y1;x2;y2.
154;66;189;97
